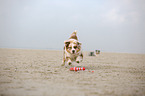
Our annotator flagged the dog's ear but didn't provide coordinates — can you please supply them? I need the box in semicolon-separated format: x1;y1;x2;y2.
64;40;70;47
77;41;82;46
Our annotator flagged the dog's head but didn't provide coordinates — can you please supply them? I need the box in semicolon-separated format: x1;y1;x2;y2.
64;39;81;54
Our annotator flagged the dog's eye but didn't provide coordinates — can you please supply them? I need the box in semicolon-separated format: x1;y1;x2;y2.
68;47;72;49
74;46;77;49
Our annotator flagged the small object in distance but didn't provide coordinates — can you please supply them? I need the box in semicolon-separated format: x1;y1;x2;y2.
89;70;94;72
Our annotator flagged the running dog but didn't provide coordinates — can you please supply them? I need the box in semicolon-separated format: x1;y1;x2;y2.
62;31;83;66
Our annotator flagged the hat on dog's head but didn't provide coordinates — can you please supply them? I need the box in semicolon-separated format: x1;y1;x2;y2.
69;30;78;40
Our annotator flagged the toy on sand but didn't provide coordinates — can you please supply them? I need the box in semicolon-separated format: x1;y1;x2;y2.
70;67;85;71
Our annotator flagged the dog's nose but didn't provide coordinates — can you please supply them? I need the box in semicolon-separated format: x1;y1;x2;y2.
72;50;75;54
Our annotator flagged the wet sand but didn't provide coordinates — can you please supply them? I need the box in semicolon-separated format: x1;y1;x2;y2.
0;48;145;96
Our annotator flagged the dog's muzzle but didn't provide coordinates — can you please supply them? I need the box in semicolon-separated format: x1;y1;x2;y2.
72;50;75;54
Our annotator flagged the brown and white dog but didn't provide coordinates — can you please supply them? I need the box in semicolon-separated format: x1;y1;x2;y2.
62;31;83;66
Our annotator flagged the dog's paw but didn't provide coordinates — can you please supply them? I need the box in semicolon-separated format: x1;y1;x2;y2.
76;57;82;64
68;62;72;65
76;60;80;63
67;59;72;65
76;59;83;64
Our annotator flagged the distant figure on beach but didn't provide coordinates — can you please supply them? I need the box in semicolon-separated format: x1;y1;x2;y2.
95;50;100;55
89;50;100;56
89;52;95;56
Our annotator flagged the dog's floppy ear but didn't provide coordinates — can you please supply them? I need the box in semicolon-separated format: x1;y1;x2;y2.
77;41;82;46
64;40;70;47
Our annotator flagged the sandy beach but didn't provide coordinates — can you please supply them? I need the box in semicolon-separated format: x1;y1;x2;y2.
0;48;145;96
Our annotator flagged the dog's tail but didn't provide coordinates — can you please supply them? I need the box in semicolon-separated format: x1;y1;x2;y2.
69;30;78;40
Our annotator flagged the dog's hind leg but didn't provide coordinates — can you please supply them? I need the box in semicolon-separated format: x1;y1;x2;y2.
61;47;66;66
61;57;65;66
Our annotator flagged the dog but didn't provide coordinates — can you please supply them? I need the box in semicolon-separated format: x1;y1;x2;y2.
61;30;83;66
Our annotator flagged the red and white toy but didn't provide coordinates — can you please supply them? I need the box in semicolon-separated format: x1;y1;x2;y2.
70;67;85;71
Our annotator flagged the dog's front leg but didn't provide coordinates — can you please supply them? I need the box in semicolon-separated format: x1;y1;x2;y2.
76;53;83;63
66;57;72;65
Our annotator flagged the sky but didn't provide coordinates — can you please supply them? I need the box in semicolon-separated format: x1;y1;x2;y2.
0;0;145;54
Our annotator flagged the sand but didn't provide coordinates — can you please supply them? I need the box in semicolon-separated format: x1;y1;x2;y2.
0;48;145;96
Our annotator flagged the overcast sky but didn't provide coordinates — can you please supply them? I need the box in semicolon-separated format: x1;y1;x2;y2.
0;0;145;54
